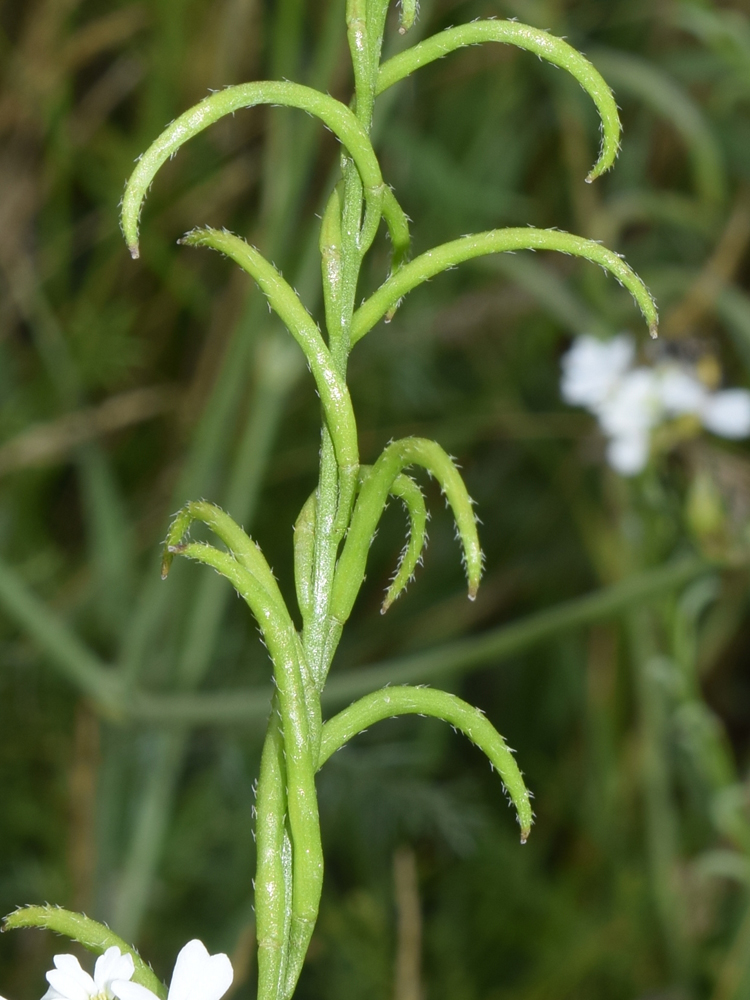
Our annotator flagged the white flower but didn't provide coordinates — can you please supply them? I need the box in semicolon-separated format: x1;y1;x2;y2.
43;948;135;1000
108;941;232;1000
43;942;232;1000
658;366;708;416
595;368;662;475
560;334;634;409
597;368;661;438
560;334;750;475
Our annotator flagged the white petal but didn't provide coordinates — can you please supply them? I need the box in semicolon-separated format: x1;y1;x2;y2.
167;941;210;1000
167;943;232;1000
597;369;661;438
95;948;134;990
46;971;93;1000
47;959;96;1000
606;432;649;475
111;981;161;1000
52;958;90;982
658;366;707;416
42;988;65;1000
184;955;232;1000
560;334;634;409
702;390;750;438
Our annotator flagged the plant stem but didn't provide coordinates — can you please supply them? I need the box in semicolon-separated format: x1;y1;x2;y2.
627;607;690;986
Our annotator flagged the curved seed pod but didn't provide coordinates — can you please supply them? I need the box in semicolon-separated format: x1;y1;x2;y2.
180;228;359;509
170;541;322;1000
294;493;317;626
351;228;658;345
377;20;620;182
318;686;533;842
122;81;382;259
330;437;480;628
162;500;285;612
2;907;166;999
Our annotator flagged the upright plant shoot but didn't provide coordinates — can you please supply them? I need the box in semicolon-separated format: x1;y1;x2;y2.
3;4;657;1000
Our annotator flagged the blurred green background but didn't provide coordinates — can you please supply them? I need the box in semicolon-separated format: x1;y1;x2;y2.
3;0;750;997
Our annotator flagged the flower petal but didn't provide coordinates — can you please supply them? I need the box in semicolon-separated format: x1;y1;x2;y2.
95;948;134;990
658;366;707;416
111;981;161;1000
46;970;94;1000
47;958;96;1000
167;941;210;1000
184;955;232;1000
167;942;232;1000
561;334;634;409
52;957;93;987
597;369;661;438
702;390;750;439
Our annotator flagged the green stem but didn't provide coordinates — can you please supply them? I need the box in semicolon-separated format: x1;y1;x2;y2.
255;710;293;1000
627;608;690;985
173;542;322;996
111;732;186;942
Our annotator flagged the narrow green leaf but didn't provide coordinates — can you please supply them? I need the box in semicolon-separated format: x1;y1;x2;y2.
318;686;533;841
3;907;166;1000
180;228;359;507
352;228;658;344
399;0;417;33
330;437;480;627
163;500;285;615
122;81;381;258
381;472;428;612
377;20;621;181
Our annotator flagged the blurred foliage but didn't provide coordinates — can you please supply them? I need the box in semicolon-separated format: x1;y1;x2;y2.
4;0;750;998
